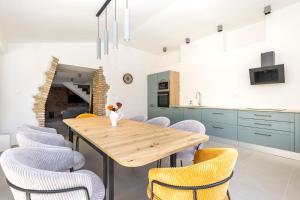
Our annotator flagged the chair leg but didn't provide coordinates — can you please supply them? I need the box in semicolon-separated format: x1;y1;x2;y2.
156;160;159;168
159;159;162;167
75;136;79;151
180;160;183;167
227;190;231;200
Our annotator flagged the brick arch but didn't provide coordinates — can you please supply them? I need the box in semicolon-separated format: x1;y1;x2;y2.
32;57;110;127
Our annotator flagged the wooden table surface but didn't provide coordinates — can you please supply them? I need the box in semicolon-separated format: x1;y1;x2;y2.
63;116;209;167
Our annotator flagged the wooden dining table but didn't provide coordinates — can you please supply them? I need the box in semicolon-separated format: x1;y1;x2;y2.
63;116;209;200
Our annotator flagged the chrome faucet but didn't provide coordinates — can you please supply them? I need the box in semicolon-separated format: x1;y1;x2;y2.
195;91;201;106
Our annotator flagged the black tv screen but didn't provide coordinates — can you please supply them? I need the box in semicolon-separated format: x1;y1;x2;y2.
68;95;84;103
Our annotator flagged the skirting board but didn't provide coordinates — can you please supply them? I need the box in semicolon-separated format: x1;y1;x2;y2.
209;136;300;161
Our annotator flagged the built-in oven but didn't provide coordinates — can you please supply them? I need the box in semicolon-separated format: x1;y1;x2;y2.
157;91;169;107
158;81;169;90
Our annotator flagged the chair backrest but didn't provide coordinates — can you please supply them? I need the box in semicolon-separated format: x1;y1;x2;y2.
21;125;57;134
148;148;238;200
76;113;97;119
16;131;65;148
145;117;170;127
130;115;148;122
0;147;96;200
170;120;206;134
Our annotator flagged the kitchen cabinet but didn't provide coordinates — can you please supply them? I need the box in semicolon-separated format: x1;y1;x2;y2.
183;108;202;122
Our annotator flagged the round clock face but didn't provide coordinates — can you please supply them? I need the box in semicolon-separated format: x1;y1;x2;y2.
123;73;133;84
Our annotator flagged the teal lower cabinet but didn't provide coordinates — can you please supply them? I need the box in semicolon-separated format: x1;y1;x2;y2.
169;107;184;125
183;108;202;122
204;121;238;140
156;107;171;119
238;118;295;132
295;114;300;153
238;126;295;151
148;107;158;119
202;109;237;124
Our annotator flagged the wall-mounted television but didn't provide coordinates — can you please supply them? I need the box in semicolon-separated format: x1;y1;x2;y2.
249;65;285;85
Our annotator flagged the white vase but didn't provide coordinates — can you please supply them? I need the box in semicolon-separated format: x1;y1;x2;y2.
109;111;124;127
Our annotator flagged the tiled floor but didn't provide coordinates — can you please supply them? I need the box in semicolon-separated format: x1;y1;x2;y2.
1;139;300;200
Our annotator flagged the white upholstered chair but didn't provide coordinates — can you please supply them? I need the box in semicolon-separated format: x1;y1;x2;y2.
145;117;170;127
16;131;85;170
170;120;206;166
0;147;105;200
129;115;148;122
20;125;57;134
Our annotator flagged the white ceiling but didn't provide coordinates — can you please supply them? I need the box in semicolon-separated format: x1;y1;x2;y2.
0;0;299;53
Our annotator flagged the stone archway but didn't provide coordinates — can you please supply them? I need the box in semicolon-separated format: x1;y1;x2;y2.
32;57;110;127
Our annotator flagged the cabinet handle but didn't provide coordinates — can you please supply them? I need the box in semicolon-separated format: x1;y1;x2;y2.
254;114;272;117
254;123;272;126
212;113;224;115
187;108;196;110
254;132;272;137
212;126;224;130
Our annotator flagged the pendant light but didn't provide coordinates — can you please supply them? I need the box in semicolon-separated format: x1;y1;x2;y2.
112;0;118;48
104;8;109;55
124;0;130;41
96;17;101;59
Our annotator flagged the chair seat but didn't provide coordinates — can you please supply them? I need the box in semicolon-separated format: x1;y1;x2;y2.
73;151;85;170
64;140;73;148
177;147;195;162
75;170;105;200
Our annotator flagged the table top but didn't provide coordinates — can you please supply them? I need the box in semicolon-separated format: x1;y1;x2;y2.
63;116;209;167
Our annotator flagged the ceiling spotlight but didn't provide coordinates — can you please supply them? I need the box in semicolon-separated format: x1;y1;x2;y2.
264;5;271;15
163;47;167;53
217;25;223;32
185;38;191;44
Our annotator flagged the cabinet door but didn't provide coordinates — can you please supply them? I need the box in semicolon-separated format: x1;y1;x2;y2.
157;71;170;83
169;107;184;125
183;108;202;122
295;114;300;152
147;74;157;108
156;107;171;119
148;107;158;120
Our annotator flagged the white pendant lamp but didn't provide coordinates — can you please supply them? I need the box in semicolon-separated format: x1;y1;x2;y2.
97;17;101;59
124;0;130;42
104;8;109;55
112;0;118;48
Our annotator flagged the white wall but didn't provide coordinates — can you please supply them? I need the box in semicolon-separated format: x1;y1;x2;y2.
160;2;300;109
0;43;159;144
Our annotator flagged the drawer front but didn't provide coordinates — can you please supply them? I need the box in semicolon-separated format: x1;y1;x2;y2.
238;111;295;122
183;108;202;122
238;126;295;151
238;118;295;132
202;109;237;125
204;121;237;140
170;108;184;125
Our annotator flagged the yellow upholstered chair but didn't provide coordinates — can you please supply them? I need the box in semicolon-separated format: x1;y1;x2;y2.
147;148;238;200
76;113;97;119
74;113;97;150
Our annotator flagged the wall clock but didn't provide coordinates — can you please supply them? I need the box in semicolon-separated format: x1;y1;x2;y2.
123;73;133;84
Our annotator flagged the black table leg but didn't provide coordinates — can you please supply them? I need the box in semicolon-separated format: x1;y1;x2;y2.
103;155;108;188
170;153;177;167
68;127;73;143
108;157;114;200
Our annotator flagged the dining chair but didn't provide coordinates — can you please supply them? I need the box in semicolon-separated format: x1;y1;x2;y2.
130;115;148;122
0;147;105;200
145;117;170;127
170;120;206;166
16;131;85;170
20;124;58;134
148;148;238;200
75;113;97;151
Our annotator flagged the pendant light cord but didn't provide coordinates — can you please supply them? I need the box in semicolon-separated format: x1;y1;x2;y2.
115;0;117;20
126;0;128;9
105;8;108;30
97;17;100;37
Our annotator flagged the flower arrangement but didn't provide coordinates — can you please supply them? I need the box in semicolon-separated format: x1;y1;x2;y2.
107;102;123;112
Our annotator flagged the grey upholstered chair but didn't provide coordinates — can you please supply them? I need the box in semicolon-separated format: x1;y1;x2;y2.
170;120;206;166
16;131;85;170
129;115;148;122
0;147;105;200
20;124;57;134
17;128;73;149
145;117;170;127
